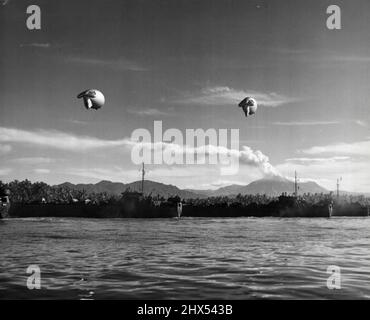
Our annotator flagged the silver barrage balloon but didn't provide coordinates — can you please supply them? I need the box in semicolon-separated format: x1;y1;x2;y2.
77;89;105;110
238;97;257;117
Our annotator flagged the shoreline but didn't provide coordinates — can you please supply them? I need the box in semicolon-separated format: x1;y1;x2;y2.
7;196;369;219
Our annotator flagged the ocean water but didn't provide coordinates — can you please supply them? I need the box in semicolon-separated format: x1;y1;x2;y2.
0;217;370;300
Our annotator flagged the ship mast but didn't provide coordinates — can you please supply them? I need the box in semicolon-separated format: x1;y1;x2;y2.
336;177;342;199
141;162;145;194
294;171;298;197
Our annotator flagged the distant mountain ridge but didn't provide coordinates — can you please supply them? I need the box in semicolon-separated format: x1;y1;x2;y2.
186;176;328;197
57;180;203;199
56;176;329;199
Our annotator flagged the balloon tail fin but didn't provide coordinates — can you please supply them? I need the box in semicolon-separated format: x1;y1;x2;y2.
243;106;250;117
84;98;93;109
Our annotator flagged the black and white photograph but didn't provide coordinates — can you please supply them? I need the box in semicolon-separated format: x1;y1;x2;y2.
1;0;370;304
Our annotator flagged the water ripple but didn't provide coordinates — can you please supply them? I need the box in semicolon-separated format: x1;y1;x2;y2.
1;217;370;299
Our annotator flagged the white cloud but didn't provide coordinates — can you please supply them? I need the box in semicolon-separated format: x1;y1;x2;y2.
128;139;280;177
330;55;370;63
0;144;11;155
12;157;55;165
63;138;280;185
67;56;147;72
273;119;367;127
238;146;280;176
302;140;370;156
276;158;370;193
285;156;350;164
174;86;294;107
0;168;11;176
186;179;246;190
34;169;51;174
273;121;341;126
68;119;89;125
0;126;282;186
127;108;170;116
0;127;279;176
0;127;131;151
67;167;138;182
289;140;370;191
355;120;368;127
20;43;51;49
274;137;370;192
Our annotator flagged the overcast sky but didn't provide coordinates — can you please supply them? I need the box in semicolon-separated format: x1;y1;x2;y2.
1;0;370;192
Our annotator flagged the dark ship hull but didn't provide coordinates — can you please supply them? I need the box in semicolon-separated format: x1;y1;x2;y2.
182;201;333;218
332;202;369;217
8;201;178;219
182;196;369;218
7;196;369;219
